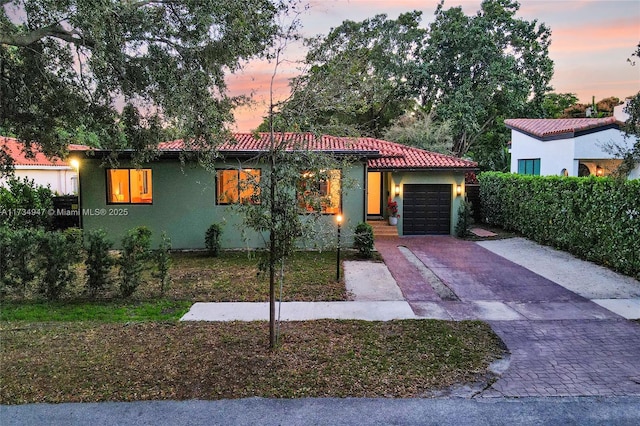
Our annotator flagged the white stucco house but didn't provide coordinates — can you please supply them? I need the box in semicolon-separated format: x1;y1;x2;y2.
1;136;87;194
505;115;639;180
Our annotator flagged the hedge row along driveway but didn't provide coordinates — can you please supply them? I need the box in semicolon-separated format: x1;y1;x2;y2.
479;173;639;279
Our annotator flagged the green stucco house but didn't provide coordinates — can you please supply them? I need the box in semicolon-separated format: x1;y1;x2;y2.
70;133;476;249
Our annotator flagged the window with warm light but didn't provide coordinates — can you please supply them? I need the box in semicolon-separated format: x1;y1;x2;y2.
298;169;341;214
107;169;152;204
216;169;261;204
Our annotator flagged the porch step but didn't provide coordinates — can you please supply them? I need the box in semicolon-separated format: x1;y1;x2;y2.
367;220;399;238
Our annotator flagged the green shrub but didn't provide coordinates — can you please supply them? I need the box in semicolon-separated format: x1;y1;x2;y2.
353;222;374;258
38;230;83;300
455;199;474;238
0;176;54;229
479;172;640;278
0;227;9;293
119;226;152;298
0;228;42;296
154;231;172;296
205;223;222;256
85;229;114;297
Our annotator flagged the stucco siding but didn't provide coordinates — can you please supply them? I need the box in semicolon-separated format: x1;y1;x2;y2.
2;167;78;194
510;131;575;176
78;158;365;249
573;128;636;159
388;170;465;236
510;127;639;178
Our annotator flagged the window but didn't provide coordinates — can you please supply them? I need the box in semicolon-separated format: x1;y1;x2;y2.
107;169;152;204
216;169;260;204
517;159;540;176
70;176;78;194
298;169;341;214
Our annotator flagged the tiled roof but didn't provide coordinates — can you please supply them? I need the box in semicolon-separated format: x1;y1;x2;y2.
504;117;619;139
2;136;90;166
158;133;477;170
354;137;476;169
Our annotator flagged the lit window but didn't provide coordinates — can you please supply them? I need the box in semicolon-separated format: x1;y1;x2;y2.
107;169;152;204
216;169;260;204
298;169;341;214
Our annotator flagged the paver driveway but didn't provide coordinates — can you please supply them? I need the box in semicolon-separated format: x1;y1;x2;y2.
375;235;640;397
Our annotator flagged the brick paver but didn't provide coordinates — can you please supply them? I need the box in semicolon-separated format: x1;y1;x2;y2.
486;320;640;397
374;235;640;397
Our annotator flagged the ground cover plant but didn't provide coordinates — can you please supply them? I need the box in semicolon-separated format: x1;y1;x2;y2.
0;320;505;404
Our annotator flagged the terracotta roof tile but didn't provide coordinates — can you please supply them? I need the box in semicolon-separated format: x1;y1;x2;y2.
158;133;477;170
505;117;619;139
1;136;90;167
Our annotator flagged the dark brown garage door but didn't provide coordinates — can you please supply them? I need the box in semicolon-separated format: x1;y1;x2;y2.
403;184;451;235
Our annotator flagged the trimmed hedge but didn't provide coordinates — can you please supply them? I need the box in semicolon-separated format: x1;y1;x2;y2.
479;172;640;279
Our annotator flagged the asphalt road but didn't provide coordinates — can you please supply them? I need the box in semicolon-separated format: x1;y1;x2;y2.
3;397;640;425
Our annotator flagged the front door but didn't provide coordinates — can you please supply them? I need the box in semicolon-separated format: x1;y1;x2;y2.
367;171;382;216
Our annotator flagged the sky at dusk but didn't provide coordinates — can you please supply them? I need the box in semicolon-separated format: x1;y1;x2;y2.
227;0;640;132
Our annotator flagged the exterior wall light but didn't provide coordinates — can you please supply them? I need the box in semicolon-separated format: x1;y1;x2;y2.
395;184;400;197
69;158;80;170
456;184;462;196
596;165;604;177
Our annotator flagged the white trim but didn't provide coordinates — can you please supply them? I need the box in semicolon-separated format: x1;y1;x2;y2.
14;165;72;170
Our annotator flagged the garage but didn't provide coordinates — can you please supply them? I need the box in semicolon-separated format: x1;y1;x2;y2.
402;184;452;235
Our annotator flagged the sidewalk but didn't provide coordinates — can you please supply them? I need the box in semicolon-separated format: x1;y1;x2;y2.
181;238;639;322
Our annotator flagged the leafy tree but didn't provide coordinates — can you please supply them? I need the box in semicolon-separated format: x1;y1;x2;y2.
561;96;621;118
608;43;640;178
0;176;54;229
239;16;355;348
419;0;554;157
382;111;454;154
260;12;426;137
0;0;284;166
542;93;578;118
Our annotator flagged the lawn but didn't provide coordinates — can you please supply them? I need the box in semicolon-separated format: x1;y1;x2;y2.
0;320;505;403
0;249;508;403
1;250;347;322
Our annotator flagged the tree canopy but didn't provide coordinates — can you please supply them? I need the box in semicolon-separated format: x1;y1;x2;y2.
419;0;553;156
261;0;554;163
258;11;425;137
1;0;284;163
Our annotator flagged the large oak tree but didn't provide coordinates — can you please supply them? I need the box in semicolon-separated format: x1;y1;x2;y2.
0;0;284;167
259;11;425;137
419;0;554;157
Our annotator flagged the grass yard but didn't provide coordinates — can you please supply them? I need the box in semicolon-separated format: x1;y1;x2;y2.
1;250;347;322
167;251;347;302
0;320;506;404
0;249;508;403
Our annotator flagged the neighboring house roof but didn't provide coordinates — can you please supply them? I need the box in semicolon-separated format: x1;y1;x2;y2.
2;136;90;167
504;117;620;141
156;133;477;170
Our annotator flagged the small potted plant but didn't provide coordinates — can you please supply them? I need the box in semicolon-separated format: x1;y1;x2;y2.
387;197;400;226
